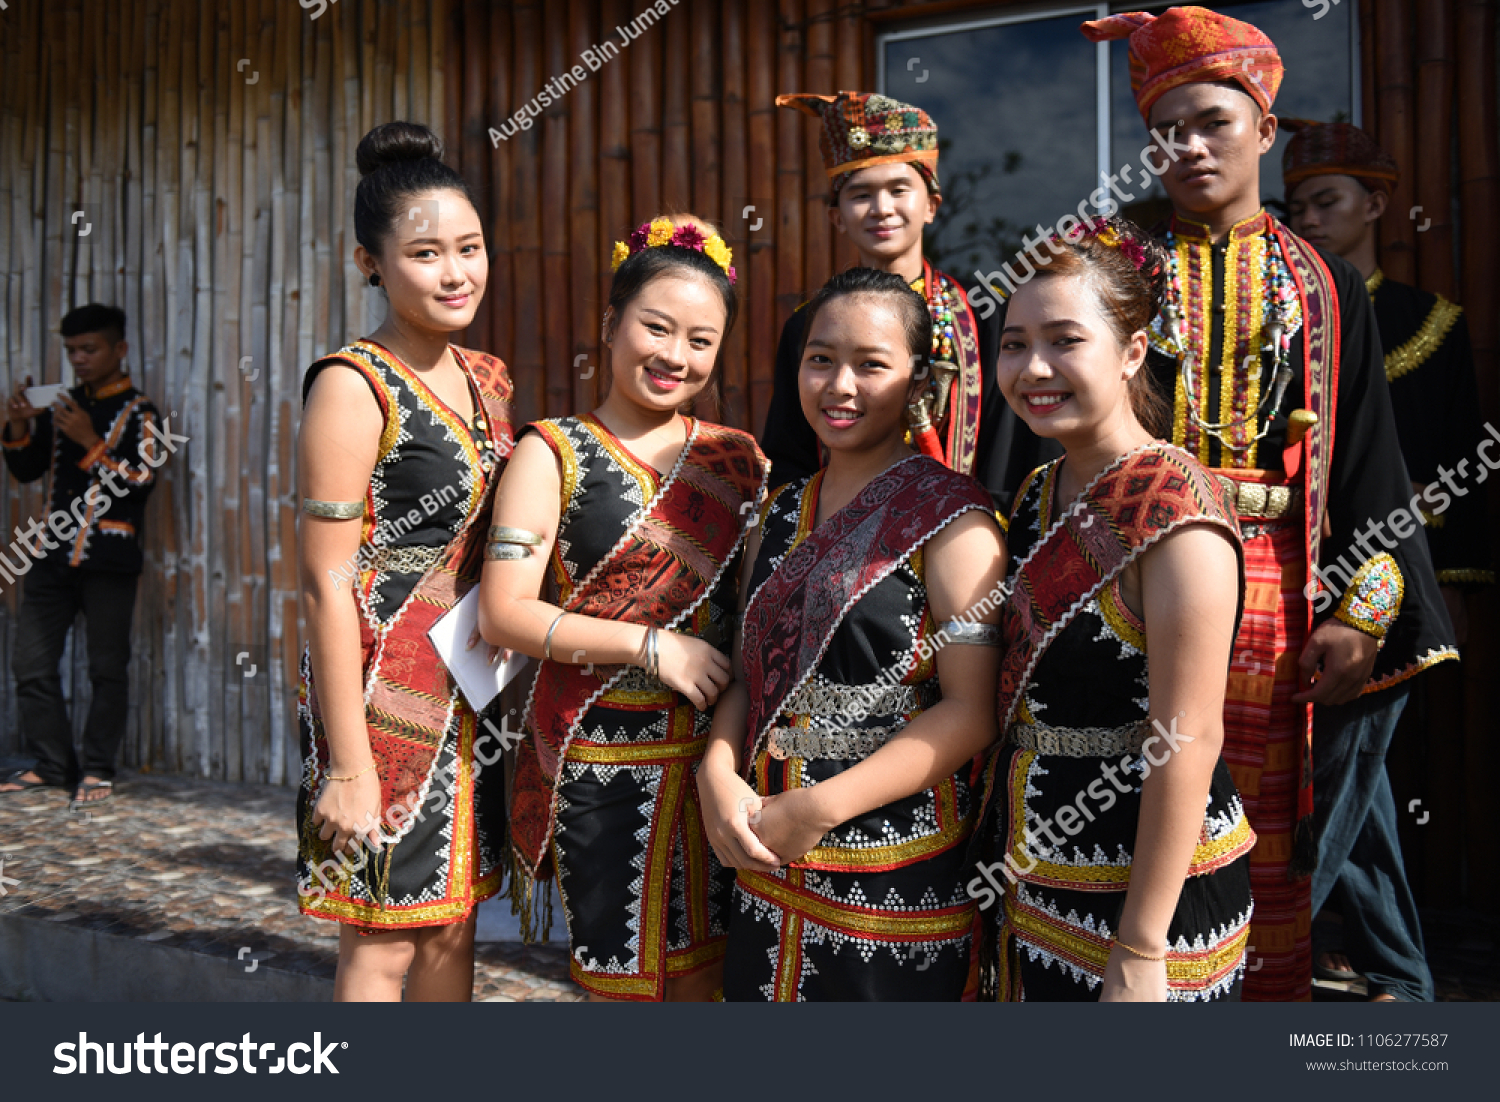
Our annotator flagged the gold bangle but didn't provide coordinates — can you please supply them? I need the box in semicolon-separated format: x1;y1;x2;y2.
327;761;377;783
1113;939;1167;962
303;498;364;519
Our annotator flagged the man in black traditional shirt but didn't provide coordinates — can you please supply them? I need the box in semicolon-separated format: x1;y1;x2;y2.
1;304;167;806
1284;120;1490;1003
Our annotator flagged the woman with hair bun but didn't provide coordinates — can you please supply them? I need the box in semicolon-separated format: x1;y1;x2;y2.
295;121;513;1000
982;216;1255;1001
478;214;768;1002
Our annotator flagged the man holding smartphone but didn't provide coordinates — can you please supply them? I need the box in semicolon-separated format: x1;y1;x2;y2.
1;304;163;808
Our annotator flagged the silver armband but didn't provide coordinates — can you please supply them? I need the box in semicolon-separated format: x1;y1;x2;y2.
302;498;364;519
937;619;1001;646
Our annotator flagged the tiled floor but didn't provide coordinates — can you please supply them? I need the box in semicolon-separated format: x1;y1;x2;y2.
0;769;582;1002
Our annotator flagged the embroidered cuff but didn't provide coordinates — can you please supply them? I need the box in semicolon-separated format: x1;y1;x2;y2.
1435;568;1494;587
1333;552;1404;639
2;431;30;450
76;441;108;470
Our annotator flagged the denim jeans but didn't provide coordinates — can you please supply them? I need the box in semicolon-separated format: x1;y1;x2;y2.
1312;684;1434;1001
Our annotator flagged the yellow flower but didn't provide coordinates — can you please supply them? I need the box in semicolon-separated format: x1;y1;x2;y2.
646;218;675;247
611;240;630;271
703;235;733;275
1096;226;1121;247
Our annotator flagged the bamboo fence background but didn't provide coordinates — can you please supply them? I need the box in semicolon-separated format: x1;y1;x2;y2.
0;0;1495;904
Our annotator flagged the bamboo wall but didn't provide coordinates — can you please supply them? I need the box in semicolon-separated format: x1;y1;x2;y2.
0;0;451;784
0;0;1495;907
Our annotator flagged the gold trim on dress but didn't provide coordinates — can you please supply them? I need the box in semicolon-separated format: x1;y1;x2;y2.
1385;296;1463;382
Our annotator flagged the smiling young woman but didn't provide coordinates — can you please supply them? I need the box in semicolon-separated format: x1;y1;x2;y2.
294;121;514;1003
699;267;1007;1002
478;214;767;1003
985;216;1254;1003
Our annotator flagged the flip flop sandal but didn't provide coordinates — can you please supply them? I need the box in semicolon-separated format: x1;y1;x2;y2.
0;769;54;795
69;780;113;811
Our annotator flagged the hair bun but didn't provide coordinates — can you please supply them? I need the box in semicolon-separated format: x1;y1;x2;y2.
356;121;444;178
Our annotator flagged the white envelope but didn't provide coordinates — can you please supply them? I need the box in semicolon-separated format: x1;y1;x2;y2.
427;586;527;713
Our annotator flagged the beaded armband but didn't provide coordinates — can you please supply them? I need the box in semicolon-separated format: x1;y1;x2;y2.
1333;552;1404;640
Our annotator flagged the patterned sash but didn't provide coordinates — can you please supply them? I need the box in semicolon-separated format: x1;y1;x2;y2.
1274;223;1340;580
740;455;994;770
510;421;768;875
911;261;985;476
997;445;1243;730
307;342;515;841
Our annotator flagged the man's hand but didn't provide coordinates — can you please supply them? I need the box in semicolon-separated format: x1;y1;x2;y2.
51;394;101;449
5;376;39;431
1294;619;1380;705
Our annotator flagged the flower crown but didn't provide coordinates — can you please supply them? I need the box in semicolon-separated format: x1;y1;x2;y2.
610;218;737;284
1057;216;1159;275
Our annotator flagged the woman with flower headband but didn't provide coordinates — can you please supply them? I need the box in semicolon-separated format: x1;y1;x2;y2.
478;214;767;1001
698;267;1006;1001
980;215;1255;1001
295;122;513;1000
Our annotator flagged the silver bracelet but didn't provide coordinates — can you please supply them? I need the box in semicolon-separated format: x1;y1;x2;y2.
646;627;659;680
485;542;530;561
302;498;364;519
544;612;566;662
938;619;1002;646
489;525;544;548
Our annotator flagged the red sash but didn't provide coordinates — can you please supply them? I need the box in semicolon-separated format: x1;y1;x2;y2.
996;445;1243;730
740;455;994;770
307;343;514;840
909;260;985;476
509;421;768;876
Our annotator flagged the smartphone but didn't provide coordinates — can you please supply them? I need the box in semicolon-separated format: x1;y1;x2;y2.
23;383;67;409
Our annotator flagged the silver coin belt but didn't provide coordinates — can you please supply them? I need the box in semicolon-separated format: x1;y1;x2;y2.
1008;718;1150;758
366;544;446;574
766;723;904;762
781;678;936;719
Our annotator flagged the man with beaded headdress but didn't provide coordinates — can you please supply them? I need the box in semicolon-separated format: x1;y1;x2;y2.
1081;6;1455;1001
760;90;1056;512
1282;120;1490;1003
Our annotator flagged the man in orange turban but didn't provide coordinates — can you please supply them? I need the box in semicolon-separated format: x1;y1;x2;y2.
1000;7;1454;1005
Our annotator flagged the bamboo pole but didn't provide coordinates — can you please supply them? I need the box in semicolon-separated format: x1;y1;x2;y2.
598;0;632;416
628;0;662;224
661;3;691;212
721;0;753;433
542;7;572;421
1412;0;1455;297
569;0;600;414
1374;0;1416;284
745;0;777;433
802;0;834;295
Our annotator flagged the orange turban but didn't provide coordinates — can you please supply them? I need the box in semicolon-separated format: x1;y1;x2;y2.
1082;6;1284;123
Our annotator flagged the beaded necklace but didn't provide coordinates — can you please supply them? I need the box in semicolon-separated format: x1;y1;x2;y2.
1154;224;1298;455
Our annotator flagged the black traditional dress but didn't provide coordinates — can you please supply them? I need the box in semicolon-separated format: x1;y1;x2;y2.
296;340;514;929
1366;270;1493;588
758;262;1060;513
988;444;1256;1001
725;455;995;1001
506;414;767;1000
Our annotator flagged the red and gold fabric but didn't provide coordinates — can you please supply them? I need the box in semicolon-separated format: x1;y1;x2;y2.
1081;6;1284;122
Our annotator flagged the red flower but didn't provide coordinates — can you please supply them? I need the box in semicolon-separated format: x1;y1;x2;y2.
670;224;706;250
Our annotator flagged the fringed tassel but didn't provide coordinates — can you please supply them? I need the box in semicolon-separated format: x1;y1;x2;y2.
1288;813;1318;881
504;845;555;944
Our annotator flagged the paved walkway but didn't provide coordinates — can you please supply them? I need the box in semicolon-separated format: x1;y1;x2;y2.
0;769;581;1002
1;766;1493;1002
